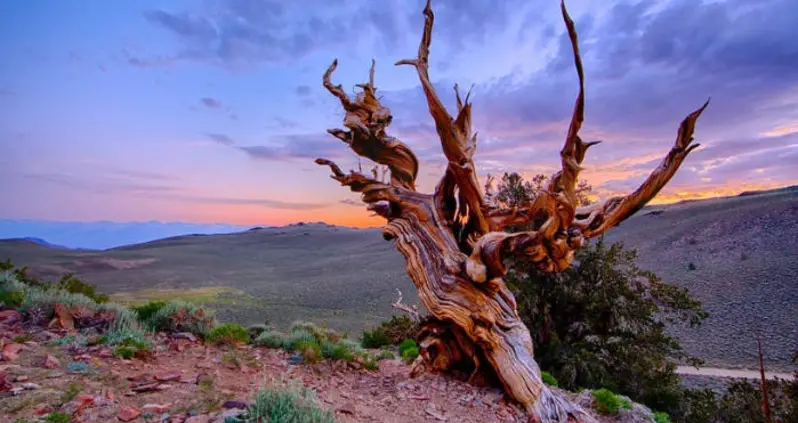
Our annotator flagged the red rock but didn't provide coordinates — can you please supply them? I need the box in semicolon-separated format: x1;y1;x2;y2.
98;349;114;358
34;406;53;416
128;373;154;382
337;402;357;415
1;343;23;361
52;303;75;330
142;403;171;413
43;355;60;369
222;400;248;409
0;371;11;391
155;370;183;382
173;332;197;342
74;393;95;413
0;310;21;326
131;381;161;393
105;390;115;401
119;406;141;422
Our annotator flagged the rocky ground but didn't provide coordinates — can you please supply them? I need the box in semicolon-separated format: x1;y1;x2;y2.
0;312;663;423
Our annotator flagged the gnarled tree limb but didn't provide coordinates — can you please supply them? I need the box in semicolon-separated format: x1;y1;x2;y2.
315;0;705;419
323;59;419;190
573;99;709;237
392;289;420;322
396;0;488;240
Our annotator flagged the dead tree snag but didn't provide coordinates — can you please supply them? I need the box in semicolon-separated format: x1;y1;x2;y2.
316;1;707;420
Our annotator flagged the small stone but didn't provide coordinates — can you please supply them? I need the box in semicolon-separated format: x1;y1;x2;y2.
142;403;171;413
337;402;357;415
34;406;54;416
15;375;29;382
222;400;248;409
131;381;161;393
155;370;183;382
11;387;24;395
0;310;22;325
43;355;60;369
173;332;197;342
185;415;211;423
22;382;40;390
23;341;38;348
129;373;154;382
2;343;24;361
425;406;447;421
221;408;246;418
119;406;142;422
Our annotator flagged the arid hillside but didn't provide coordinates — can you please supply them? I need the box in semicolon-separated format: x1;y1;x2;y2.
1;186;796;370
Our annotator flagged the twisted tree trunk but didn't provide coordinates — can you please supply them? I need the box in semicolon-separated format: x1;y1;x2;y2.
315;1;707;420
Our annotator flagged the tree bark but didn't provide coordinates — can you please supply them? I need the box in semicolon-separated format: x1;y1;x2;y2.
315;0;707;420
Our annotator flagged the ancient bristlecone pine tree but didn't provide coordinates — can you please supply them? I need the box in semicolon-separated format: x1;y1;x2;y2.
316;1;708;421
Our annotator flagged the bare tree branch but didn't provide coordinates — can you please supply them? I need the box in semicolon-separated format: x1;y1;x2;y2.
315;0;704;417
396;0;488;240
392;289;421;322
323;60;419;190
574;100;710;237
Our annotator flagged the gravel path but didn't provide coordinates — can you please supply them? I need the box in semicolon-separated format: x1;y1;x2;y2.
676;366;793;380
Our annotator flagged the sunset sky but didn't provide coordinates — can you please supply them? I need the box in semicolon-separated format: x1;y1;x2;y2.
1;0;796;228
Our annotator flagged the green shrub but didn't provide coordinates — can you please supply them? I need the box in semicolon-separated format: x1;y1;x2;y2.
592;388;622;415
400;346;418;363
361;329;391;349
713;377;798;423
339;339;362;354
106;329;151;359
398;339;419;363
56;273;109;304
245;381;336;423
376;351;395;361
0;274;25;307
321;341;354;361
113;345;137;359
363;355;379;371
131;300;167;323
15;281;139;335
373;315;419;345
290;321;341;344
247;324;270;339
296;341;323;364
144;300;215;336
254;330;287;349
653;411;671;423
42;412;70;423
679;388;718;423
283;330;318;351
541;371;558;387
207;323;250;346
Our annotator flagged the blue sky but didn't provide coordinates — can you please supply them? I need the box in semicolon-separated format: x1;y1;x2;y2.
1;0;796;228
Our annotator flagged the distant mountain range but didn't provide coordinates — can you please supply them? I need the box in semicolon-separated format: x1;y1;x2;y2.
0;220;256;250
2;186;795;250
1;185;796;371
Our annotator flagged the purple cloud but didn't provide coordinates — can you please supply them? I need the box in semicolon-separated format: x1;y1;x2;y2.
200;97;222;109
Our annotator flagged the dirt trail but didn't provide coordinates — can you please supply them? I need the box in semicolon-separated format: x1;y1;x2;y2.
676;366;793;380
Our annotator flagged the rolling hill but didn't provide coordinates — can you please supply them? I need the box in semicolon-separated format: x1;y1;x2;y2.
1;187;796;371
